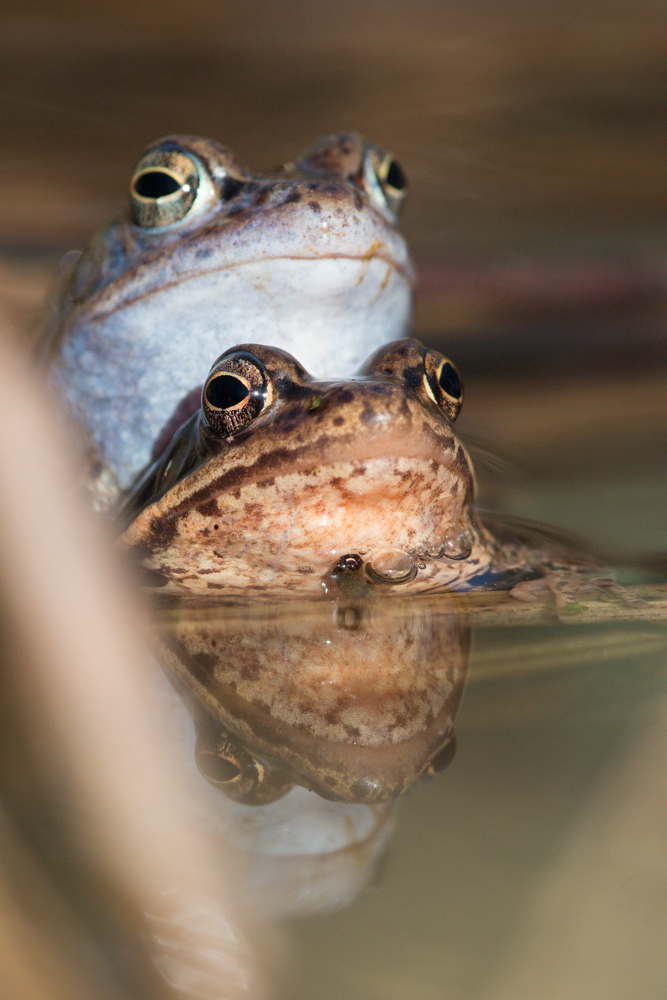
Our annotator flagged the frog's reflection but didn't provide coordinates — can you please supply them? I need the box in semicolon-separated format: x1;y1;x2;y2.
154;598;470;805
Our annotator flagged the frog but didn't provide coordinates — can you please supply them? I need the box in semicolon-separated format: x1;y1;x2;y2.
121;337;637;611
38;132;415;507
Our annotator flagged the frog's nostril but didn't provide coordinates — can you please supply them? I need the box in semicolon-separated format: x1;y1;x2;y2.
335;553;364;573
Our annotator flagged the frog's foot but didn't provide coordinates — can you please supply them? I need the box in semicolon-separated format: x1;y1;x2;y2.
510;572;648;618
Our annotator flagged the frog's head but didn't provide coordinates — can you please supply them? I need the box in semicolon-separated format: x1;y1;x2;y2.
45;133;414;495
121;339;494;600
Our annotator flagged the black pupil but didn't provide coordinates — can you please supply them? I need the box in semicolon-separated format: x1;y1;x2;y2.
385;158;406;191
134;170;182;199
438;362;461;399
206;374;250;409
201;754;241;783
429;736;457;774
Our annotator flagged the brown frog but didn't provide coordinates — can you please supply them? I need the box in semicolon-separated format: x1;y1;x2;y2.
121;338;630;609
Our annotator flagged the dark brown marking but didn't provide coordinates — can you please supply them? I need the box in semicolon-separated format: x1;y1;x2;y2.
192;652;216;671
139;513;179;552
402;365;422;390
197;497;219;517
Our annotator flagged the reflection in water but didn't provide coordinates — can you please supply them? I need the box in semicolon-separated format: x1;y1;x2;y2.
204;787;396;919
153;599;469;805
149;598;469;918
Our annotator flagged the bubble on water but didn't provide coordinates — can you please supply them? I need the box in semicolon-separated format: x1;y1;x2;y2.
441;523;473;560
366;549;417;584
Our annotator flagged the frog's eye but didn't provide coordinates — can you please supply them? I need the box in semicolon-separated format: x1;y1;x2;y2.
202;351;271;435
195;715;291;805
423;350;463;421
130;145;217;229
418;733;457;784
363;144;408;223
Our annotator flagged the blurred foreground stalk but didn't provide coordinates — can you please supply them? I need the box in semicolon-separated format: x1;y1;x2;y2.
0;318;267;999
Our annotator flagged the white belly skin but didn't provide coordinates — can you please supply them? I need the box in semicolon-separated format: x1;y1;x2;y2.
55;255;413;489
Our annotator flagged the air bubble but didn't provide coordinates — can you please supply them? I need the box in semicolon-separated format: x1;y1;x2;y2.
366;549;417;585
441;523;473;560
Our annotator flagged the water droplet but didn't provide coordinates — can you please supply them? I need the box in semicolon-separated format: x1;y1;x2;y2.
417;562;426;570
366;549;417;584
358;547;367;555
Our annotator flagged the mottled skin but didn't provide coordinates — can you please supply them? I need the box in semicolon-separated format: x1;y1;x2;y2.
121;338;559;602
154;600;469;804
39;132;414;505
